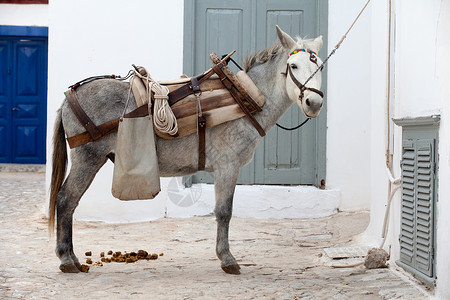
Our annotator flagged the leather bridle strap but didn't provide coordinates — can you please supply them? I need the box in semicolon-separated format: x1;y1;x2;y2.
286;64;324;99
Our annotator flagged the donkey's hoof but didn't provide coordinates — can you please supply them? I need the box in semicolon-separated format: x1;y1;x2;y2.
221;263;241;275
59;263;80;273
74;262;83;271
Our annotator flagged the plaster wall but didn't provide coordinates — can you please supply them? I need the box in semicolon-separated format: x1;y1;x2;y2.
430;1;449;298
326;0;373;210
46;0;185;222
386;0;443;260
0;4;48;27
360;1;449;298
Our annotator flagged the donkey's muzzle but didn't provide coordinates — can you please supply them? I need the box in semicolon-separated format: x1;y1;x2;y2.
302;93;323;118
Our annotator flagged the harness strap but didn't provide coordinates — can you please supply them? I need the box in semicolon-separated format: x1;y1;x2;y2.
190;76;207;170
197;115;206;171
68;74;126;90
66;89;103;141
212;63;266;137
66;105;149;148
168;69;215;106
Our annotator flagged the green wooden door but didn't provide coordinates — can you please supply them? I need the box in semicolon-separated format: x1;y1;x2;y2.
184;0;327;186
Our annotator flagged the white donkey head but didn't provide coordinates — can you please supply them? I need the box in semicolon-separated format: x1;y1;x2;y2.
276;25;324;118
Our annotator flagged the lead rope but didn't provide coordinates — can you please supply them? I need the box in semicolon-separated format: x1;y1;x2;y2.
277;0;372;132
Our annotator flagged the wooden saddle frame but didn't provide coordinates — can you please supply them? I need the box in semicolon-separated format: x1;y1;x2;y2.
65;51;265;171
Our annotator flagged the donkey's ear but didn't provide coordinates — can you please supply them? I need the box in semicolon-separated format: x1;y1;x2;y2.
310;35;323;53
276;25;296;50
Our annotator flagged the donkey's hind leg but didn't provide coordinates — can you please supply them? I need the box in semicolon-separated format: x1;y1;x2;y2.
56;149;107;273
214;167;241;275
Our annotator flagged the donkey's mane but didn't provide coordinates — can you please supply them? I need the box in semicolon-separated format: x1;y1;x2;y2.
243;42;284;72
243;37;319;72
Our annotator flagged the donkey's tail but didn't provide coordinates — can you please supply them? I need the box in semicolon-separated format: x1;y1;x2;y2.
49;109;68;235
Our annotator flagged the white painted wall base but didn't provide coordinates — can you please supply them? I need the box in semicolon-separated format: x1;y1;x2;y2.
74;175;340;222
168;184;340;219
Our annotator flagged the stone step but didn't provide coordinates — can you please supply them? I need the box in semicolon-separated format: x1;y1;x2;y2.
0;164;46;173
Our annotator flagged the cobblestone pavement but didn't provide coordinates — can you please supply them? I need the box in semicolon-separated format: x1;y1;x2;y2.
0;171;429;299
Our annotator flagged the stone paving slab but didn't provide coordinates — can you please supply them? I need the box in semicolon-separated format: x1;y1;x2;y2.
0;172;430;299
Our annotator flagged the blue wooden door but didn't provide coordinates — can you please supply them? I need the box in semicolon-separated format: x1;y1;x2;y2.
0;37;47;164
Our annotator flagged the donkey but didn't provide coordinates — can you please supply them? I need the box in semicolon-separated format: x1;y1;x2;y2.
49;26;324;274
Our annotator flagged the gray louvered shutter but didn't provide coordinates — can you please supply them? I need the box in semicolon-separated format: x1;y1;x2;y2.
400;142;415;265
399;139;435;278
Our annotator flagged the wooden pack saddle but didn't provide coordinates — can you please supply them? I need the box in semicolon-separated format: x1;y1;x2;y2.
65;51;266;170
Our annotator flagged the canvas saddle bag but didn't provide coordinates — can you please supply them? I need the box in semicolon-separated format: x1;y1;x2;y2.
111;89;161;200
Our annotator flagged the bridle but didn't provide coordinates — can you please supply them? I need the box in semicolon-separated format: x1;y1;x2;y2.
276;48;324;131
276;0;370;132
284;48;324;101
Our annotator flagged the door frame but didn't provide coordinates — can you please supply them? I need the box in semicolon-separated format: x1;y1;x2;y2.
0;25;48;164
183;0;328;187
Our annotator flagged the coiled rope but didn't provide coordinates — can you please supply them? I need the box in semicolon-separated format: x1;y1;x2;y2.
133;69;178;136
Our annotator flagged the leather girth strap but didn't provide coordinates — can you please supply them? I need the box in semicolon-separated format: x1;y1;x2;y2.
66;94;149;148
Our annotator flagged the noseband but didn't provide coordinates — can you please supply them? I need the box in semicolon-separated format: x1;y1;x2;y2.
284;48;324;101
286;64;324;100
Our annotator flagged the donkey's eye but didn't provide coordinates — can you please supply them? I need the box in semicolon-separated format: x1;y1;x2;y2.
290;64;298;69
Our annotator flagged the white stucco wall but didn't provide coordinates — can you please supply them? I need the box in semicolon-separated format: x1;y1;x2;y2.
394;1;442;118
434;2;450;299
0;4;48;27
326;0;373;210
46;0;185;222
328;1;449;297
359;1;449;298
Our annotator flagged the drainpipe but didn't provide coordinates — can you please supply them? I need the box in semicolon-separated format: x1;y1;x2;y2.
380;0;401;250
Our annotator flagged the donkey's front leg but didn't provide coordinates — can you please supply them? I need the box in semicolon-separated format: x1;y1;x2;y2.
214;167;241;274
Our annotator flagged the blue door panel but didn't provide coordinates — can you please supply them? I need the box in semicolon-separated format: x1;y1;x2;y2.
0;40;11;162
16;44;39;96
0;34;47;164
15;125;38;158
0;41;8;95
0;126;7;160
16;104;38;118
12;39;46;164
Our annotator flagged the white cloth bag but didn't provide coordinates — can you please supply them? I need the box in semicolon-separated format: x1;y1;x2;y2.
112;115;160;200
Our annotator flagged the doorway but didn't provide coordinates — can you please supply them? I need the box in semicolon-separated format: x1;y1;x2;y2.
0;26;48;164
